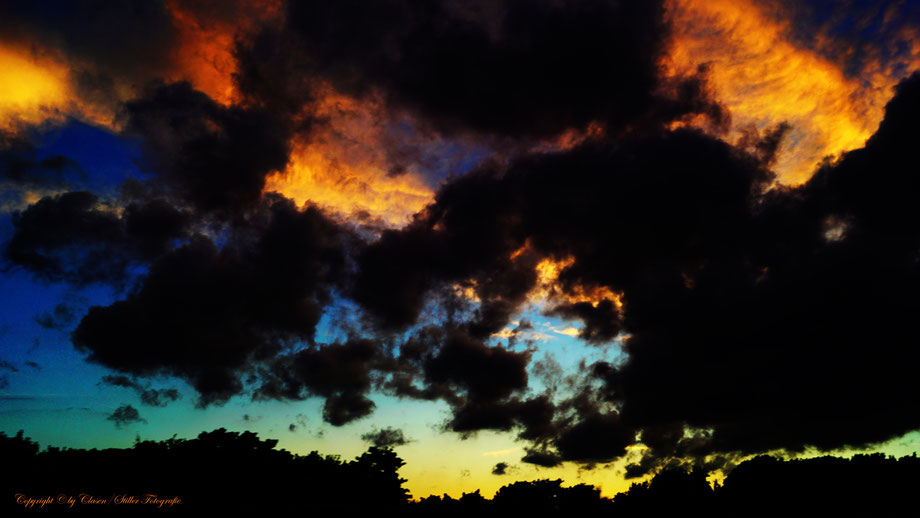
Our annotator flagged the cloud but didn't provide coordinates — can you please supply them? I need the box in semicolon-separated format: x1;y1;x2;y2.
123;81;292;215
521;448;562;468
99;375;181;408
4;191;188;285
492;462;509;475
35;301;80;330
139;388;181;408
73;195;348;409
257;338;380;425
3;0;920;478
259;0;719;139
361;427;411;448
107;404;146;428
1;131;83;201
0;1;179;80
354;71;920;472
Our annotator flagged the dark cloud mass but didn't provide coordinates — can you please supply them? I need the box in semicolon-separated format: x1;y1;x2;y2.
73;195;347;407
107;404;146;428
361;427;411;448
238;0;722;138
257;338;380;425
3;0;920;477
354;74;920;470
123;81;292;215
5;191;187;285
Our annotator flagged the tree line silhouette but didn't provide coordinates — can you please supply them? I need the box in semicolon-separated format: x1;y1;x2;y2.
3;429;918;515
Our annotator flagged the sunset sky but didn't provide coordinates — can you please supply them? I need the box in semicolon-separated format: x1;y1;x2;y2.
2;0;920;499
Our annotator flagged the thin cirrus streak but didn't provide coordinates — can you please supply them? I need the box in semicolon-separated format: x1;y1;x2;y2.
665;0;916;185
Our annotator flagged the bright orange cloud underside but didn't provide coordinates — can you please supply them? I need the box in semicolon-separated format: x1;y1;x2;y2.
264;88;435;227
665;0;919;184
0;44;71;130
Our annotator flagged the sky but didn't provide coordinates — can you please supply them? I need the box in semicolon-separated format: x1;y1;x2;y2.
2;0;920;500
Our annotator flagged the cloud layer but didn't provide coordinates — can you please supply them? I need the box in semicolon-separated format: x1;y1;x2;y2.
2;0;920;477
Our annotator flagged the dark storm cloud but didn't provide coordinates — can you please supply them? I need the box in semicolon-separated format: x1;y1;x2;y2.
3;0;724;440
257;338;380;425
547;300;622;344
73;195;348;408
553;411;634;464
598;73;920;471
351;169;540;331
353;71;920;470
492;462;509;475
5;79;290;281
379;326;558;438
4;191;188;285
355;127;770;334
321;393;376;426
423;330;529;401
381;326;555;441
107;404;146;428
123;81;292;215
0;0;178;91
521;448;562;468
361;427;410;448
236;0;722;139
445;396;549;437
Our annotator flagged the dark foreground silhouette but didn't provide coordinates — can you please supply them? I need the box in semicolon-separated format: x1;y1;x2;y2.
3;429;918;516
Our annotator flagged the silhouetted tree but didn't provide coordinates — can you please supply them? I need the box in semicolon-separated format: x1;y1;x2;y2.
1;429;411;514
4;429;920;516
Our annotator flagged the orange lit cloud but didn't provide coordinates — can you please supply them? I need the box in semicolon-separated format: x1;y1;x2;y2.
665;0;909;184
0;1;280;135
270;140;434;227
165;0;281;106
530;253;624;311
0;44;71;131
265;87;436;226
